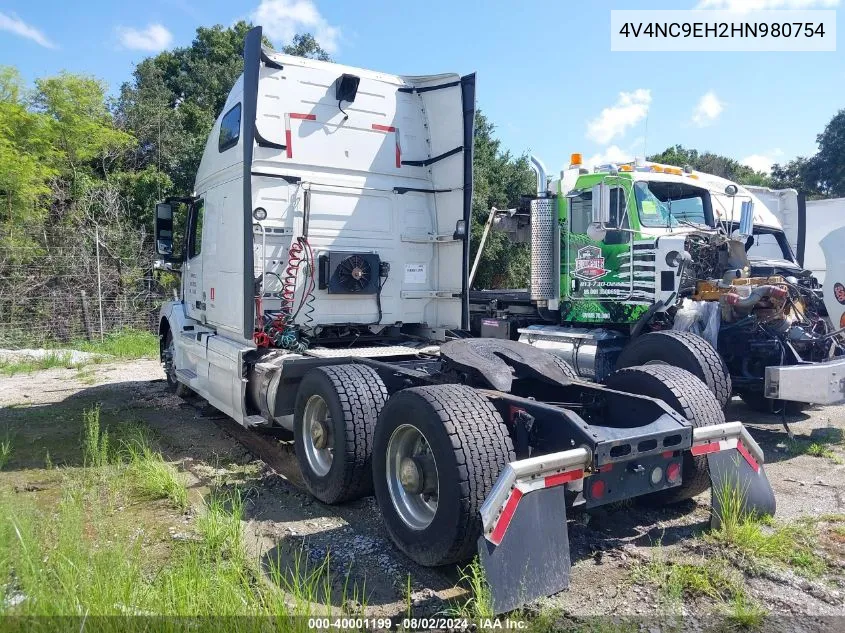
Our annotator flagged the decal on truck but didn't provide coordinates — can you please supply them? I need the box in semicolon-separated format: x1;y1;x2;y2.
573;246;608;281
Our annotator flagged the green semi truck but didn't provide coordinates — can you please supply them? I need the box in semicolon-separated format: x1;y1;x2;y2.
471;154;845;414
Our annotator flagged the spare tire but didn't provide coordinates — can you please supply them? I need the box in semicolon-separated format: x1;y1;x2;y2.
616;330;732;409
605;365;725;505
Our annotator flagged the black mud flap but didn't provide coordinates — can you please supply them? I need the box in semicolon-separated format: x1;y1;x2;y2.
708;449;776;530
477;485;571;614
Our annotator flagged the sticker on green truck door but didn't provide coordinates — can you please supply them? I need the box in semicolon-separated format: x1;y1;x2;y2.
573;245;608;280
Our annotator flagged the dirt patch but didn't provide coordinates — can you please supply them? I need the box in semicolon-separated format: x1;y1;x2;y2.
2;359;845;622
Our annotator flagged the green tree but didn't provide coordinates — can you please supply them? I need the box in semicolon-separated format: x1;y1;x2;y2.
283;33;331;60
769;156;821;197
0;67;55;234
470;111;535;289
32;73;133;183
648;145;771;186
117;22;333;203
811;108;845;197
117;23;256;197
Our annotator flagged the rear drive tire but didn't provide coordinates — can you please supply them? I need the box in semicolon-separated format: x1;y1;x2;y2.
372;384;515;566
616;330;732;409
604;365;725;505
294;364;387;504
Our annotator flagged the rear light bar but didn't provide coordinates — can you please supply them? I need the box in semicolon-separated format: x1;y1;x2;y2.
480;422;766;546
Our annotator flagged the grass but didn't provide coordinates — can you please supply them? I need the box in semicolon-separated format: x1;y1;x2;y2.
83;405;110;468
0;437;11;470
450;557;495;620
0;328;157;376
632;544;766;628
196;488;245;557
123;435;189;511
0;406;359;631
0;351;85;376
709;478;826;577
72;328;158;359
786;434;844;464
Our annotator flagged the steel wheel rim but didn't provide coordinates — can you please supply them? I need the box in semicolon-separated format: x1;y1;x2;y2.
386;424;439;530
302;395;333;477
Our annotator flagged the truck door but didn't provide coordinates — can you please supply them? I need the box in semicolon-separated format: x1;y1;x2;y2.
184;198;206;322
565;186;633;306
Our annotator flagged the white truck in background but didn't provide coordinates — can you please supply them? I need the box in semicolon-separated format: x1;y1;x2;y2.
747;186;845;330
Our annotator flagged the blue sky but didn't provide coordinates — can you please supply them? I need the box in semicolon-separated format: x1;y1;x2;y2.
1;0;842;176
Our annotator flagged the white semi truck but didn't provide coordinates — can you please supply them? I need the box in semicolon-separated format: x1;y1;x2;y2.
155;27;774;612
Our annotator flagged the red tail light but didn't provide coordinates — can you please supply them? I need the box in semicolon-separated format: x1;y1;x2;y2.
666;462;681;484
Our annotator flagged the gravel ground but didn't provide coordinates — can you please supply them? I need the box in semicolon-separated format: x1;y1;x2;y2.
1;359;844;625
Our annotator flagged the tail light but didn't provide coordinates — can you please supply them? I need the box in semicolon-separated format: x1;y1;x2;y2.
666;462;681;484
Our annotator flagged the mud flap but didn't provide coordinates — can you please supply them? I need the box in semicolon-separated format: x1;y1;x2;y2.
708;449;776;530
692;422;775;529
477;485;570;615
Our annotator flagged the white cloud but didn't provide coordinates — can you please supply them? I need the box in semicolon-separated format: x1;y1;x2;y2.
585;145;635;169
741;148;784;173
586;89;651;144
691;92;724;127
252;0;340;54
117;24;173;52
697;0;839;10
0;11;56;49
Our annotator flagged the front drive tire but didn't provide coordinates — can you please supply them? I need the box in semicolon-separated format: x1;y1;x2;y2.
616;330;732;409
294;364;387;504
604;365;725;505
163;330;191;398
372;385;515;567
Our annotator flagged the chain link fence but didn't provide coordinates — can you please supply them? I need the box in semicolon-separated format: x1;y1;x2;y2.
0;225;170;349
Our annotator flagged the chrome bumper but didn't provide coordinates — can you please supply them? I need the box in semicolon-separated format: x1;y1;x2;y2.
765;357;845;405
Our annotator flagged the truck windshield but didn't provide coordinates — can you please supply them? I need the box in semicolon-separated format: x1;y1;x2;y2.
634;180;709;228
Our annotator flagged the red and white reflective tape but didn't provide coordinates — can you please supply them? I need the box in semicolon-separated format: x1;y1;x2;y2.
690;422;763;473
371;123;402;168
285;113;317;159
480;448;590;546
487;467;585;546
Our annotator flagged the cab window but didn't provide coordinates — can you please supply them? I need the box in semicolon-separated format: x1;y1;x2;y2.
219;103;241;152
567;188;630;243
187;199;205;259
568;192;592;234
606;188;631;245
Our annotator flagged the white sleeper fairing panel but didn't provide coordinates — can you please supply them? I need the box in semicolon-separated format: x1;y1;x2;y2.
240;53;468;331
